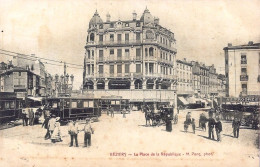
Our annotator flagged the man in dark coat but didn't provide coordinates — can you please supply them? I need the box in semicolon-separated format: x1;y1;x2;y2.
42;116;50;139
166;114;172;132
208;117;216;140
215;117;222;142
232;117;240;138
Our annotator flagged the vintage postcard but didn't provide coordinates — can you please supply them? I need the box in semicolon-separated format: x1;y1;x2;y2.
0;0;259;167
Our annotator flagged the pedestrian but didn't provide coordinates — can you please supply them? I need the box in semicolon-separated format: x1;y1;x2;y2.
83;118;94;147
107;106;110;116
199;113;207;131
232;117;240;138
28;108;34;126
68;119;79;147
122;107;126;118
177;106;180;114
192;118;196;134
110;106;114;117
21;107;27;126
48;115;56;136
166;114;172;132
208;117;216;140
42;116;50;139
215;117;222;142
51;117;62;143
186;112;192;125
23;106;30;126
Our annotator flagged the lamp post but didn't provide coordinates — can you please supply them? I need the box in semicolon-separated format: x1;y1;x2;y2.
55;74;59;97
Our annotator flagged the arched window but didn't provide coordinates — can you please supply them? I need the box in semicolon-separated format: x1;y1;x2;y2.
90;33;95;42
97;80;105;89
84;80;94;89
134;79;142;89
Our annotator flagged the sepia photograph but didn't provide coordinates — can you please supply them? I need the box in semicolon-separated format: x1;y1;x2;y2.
0;0;259;166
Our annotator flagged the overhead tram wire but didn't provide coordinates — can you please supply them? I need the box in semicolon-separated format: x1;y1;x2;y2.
0;52;83;69
0;49;84;67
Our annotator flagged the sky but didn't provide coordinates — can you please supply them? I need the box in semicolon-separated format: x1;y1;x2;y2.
0;0;260;89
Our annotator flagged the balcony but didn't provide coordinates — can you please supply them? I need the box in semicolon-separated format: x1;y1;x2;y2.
240;75;248;81
87;40;142;47
143;39;177;53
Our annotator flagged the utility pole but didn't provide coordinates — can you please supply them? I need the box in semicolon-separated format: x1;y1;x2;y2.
1;30;3;49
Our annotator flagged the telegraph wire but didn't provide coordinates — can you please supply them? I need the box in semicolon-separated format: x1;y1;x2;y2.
0;48;84;67
0;52;84;70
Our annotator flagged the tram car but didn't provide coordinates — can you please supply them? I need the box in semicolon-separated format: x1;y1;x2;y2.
100;96;130;114
46;97;101;121
0;92;23;124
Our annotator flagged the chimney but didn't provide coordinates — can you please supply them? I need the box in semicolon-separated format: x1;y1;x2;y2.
228;43;232;47
106;13;111;22
248;41;253;45
132;11;137;21
154;17;159;24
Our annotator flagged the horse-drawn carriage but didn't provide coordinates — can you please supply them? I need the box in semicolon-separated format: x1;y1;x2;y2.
144;106;174;127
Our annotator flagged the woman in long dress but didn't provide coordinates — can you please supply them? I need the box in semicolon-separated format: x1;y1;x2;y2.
51;117;62;143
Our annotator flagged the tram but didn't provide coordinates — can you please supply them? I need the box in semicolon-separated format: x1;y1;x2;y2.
100;96;130;113
46;97;101;120
0;92;23;124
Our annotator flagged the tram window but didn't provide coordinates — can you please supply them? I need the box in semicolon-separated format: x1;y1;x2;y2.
10;101;15;109
72;102;77;108
111;101;116;105
5;102;10;109
89;101;93;107
53;102;58;108
0;102;4;110
116;101;120;105
83;101;89;107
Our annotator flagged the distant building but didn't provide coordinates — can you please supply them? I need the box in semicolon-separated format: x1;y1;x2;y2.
191;61;209;99
83;8;178;107
224;41;260;97
13;55;48;96
0;67;40;97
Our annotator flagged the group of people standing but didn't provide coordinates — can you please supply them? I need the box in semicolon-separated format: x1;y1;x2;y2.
185;110;223;142
68;118;94;147
42;115;94;147
21;106;36;126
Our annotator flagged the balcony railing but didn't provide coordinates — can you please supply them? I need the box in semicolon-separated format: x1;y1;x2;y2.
87;40;177;52
88;40;142;46
240;75;248;81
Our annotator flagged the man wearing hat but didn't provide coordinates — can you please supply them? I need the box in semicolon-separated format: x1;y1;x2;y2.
68;119;79;147
83;118;94;147
215;116;222;142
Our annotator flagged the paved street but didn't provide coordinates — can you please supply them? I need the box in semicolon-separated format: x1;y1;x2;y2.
0;109;259;167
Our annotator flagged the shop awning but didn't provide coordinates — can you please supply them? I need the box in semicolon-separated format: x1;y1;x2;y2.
27;97;43;102
178;97;189;105
187;97;200;104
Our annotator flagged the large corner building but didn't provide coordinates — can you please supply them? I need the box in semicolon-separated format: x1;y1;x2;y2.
83;8;178;107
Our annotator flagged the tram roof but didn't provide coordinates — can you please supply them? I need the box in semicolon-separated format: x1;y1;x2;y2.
46;96;99;100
